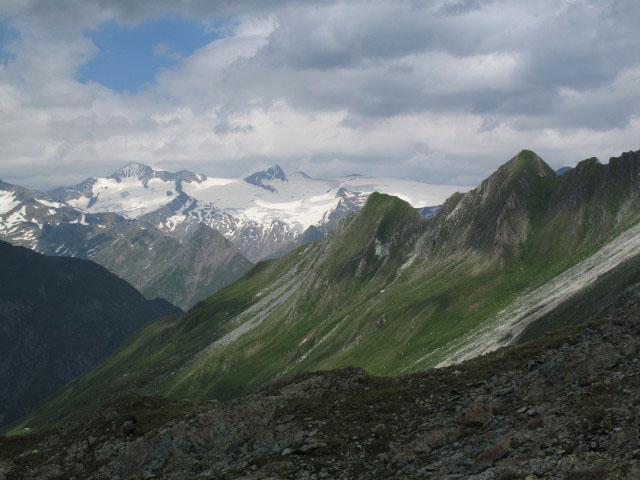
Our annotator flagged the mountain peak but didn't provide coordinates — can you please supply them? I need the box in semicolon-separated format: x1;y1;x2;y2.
324;192;425;280
269;164;286;179
485;150;556;195
109;162;155;182
427;150;559;258
244;164;288;192
502;150;554;178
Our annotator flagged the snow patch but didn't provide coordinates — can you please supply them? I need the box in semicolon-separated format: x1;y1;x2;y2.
70;214;89;226
36;198;65;209
0;191;19;215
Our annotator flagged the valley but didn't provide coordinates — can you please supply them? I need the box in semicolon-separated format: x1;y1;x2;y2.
0;240;180;429
8;149;640;437
2;2;638;477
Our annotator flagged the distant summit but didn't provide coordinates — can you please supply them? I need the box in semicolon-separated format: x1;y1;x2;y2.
48;162;204;206
244;165;288;192
108;162;202;186
108;162;155;182
36;160;468;261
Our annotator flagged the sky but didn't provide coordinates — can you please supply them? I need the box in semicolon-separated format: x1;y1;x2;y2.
0;0;639;190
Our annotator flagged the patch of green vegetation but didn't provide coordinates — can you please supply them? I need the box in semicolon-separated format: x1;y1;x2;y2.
12;152;640;434
0;431;47;460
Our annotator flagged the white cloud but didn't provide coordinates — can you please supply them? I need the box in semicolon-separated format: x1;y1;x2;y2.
0;0;638;190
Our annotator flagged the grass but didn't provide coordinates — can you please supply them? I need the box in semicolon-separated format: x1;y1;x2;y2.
9;155;640;434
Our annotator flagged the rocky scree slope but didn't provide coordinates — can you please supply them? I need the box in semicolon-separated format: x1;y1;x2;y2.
0;240;180;429
14;149;640;432
2;291;640;479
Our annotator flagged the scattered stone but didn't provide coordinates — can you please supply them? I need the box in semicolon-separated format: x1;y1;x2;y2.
295;442;328;455
426;426;464;449
477;436;511;466
3;300;640;478
462;403;492;426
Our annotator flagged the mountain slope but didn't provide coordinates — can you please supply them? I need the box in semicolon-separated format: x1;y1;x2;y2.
36;220;252;310
0;240;181;428
15;149;640;431
4;289;640;478
0;182;253;309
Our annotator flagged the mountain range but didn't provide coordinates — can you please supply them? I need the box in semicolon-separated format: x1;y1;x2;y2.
46;161;469;261
0;179;251;309
0;164;467;309
11;149;640;433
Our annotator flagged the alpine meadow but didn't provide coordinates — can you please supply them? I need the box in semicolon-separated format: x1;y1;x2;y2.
1;1;640;479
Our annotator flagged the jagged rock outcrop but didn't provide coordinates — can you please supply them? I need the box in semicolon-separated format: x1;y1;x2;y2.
244;165;288;192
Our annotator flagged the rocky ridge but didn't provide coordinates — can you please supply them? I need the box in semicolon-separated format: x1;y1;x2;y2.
2;289;640;479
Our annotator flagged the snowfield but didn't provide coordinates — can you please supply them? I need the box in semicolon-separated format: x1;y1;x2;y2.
67;163;470;234
68;177;180;218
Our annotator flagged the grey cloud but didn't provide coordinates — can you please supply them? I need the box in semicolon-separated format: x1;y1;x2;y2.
214;121;254;135
1;0;639;189
0;0;336;31
143;0;637;133
7;0;640;128
260;2;500;71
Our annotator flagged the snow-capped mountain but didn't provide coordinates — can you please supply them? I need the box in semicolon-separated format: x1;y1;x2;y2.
0;179;88;250
0;179;252;309
49;162;471;260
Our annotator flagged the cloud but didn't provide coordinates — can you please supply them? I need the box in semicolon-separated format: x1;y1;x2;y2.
0;0;638;190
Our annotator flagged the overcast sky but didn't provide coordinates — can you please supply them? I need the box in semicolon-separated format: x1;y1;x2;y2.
0;0;639;190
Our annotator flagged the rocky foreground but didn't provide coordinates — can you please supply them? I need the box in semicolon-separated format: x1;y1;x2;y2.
2;293;640;480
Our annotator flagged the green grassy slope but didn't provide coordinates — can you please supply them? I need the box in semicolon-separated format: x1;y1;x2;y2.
11;149;640;433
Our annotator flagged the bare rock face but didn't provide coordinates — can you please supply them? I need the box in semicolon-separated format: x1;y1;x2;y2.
3;291;640;479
